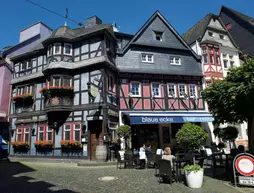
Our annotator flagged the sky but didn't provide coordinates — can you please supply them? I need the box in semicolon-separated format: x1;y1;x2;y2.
0;0;254;50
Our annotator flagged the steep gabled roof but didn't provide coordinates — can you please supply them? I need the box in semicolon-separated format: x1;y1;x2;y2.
220;6;254;26
182;13;213;45
120;10;200;60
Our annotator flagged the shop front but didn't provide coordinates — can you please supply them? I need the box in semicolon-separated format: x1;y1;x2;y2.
122;111;214;150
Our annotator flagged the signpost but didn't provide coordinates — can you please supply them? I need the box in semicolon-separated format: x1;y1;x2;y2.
233;153;254;187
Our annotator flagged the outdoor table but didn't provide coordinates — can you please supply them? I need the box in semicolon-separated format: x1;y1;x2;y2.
173;158;192;183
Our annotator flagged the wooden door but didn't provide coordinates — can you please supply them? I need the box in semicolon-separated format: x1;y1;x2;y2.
88;121;102;160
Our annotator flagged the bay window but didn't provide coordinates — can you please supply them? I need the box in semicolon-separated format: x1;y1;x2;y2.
64;43;72;55
54;43;61;55
202;47;208;64
209;48;214;64
17;85;33;95
49;75;72;87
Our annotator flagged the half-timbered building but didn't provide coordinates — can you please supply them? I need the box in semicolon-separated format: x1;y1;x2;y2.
9;16;118;159
116;11;214;150
183;13;248;149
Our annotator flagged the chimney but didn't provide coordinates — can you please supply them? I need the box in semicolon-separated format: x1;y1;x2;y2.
84;16;102;27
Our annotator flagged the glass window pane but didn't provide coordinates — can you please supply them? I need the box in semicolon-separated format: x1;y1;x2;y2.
131;83;139;96
65;44;72;54
24;133;29;142
65;125;71;130
17;134;22;141
47;132;52;141
39;133;44;141
65;131;70;140
54;78;60;86
63;77;71;86
74;124;80;130
74;130;80;141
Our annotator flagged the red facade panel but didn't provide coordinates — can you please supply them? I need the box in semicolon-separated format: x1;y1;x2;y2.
120;98;127;109
144;99;151;109
143;85;150;97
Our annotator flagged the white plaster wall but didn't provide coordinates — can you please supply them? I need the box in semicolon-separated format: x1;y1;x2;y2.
220;48;240;77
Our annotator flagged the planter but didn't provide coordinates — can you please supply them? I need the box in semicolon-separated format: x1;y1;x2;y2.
96;145;107;162
185;168;204;188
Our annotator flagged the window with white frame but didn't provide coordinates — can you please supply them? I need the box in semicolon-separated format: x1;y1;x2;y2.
168;84;176;97
131;82;140;96
141;54;154;63
38;127;44;141
189;85;196;98
170;56;181;65
20;60;32;71
17;85;33;95
152;83;160;97
74;124;81;141
64;125;71;140
47;127;53;140
24;128;30;143
16;128;22;141
154;31;163;41
48;45;53;56
53;77;61;87
63;123;82;141
54;43;61;54
64;43;72;55
178;84;186;97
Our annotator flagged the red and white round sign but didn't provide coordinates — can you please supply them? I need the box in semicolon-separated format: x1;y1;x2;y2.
235;156;254;176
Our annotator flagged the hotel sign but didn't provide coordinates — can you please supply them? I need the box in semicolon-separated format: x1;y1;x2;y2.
130;116;214;124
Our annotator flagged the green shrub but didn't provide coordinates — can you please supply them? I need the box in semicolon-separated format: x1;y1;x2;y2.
176;122;208;150
181;164;201;172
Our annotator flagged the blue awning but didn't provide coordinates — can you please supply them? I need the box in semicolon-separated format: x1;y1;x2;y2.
122;111;214;125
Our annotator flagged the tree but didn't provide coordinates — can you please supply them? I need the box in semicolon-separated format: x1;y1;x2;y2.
176;122;208;150
116;124;131;150
201;56;254;154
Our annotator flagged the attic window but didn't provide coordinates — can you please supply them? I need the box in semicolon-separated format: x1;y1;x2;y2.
154;31;163;41
219;34;225;40
226;23;231;30
208;31;213;37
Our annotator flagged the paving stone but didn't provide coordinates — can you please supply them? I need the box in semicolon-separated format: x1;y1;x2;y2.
0;161;245;193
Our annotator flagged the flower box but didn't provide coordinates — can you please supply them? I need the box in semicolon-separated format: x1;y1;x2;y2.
11;141;30;153
60;140;83;156
39;86;74;97
13;94;33;104
34;140;53;149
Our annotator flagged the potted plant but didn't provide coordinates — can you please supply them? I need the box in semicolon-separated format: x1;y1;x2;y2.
11;141;30;153
34;140;53;154
176;122;208;188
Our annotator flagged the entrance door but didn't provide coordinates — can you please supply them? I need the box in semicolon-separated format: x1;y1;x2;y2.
88;121;102;160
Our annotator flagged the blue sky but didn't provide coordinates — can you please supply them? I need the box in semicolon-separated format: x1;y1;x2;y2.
0;0;253;49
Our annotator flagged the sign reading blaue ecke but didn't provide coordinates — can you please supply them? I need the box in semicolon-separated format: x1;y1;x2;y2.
130;116;214;124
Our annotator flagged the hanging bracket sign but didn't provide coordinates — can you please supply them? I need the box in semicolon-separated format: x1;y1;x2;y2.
233;153;254;187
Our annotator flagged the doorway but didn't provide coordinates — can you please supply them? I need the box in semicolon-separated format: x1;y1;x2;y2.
88;120;102;160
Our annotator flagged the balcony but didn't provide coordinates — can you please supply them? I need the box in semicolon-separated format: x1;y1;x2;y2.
40;86;74;112
13;94;34;113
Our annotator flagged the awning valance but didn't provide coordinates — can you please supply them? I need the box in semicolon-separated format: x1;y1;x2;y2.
122;111;214;125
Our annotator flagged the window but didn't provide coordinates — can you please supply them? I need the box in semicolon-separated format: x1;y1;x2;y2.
16;128;22;141
154;31;163;41
189;85;196;98
54;43;61;54
17;85;33;95
105;39;110;49
38;127;44;141
53;77;61;86
209;49;214;64
141;54;154;63
47;127;53;140
48;45;53;56
63;76;72;86
223;60;228;68
16;127;30;143
178;84;186;98
131;82;140;96
64;125;71;140
37;126;53;141
223;54;227;58
219;34;225;39
63;123;82;141
229;55;233;60
108;75;114;91
168;84;176;98
230;61;234;67
64;43;72;55
206;81;212;87
208;31;213;37
202;47;208;64
74;124;81;141
170;56;181;65
20;60;32;71
215;49;220;65
152;83;160;97
226;23;231;30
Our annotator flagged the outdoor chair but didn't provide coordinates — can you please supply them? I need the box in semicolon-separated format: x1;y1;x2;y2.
204;148;213;166
212;154;228;177
116;152;127;169
158;159;173;184
146;152;156;168
154;154;162;176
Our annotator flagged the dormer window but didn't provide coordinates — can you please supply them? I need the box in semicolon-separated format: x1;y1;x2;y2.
208;31;213;37
54;43;61;55
64;43;72;55
154;31;163;41
170;56;181;65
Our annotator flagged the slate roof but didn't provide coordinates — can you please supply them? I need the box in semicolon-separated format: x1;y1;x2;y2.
182;13;215;45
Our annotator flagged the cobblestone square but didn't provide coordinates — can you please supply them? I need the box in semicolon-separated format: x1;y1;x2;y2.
0;160;248;193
